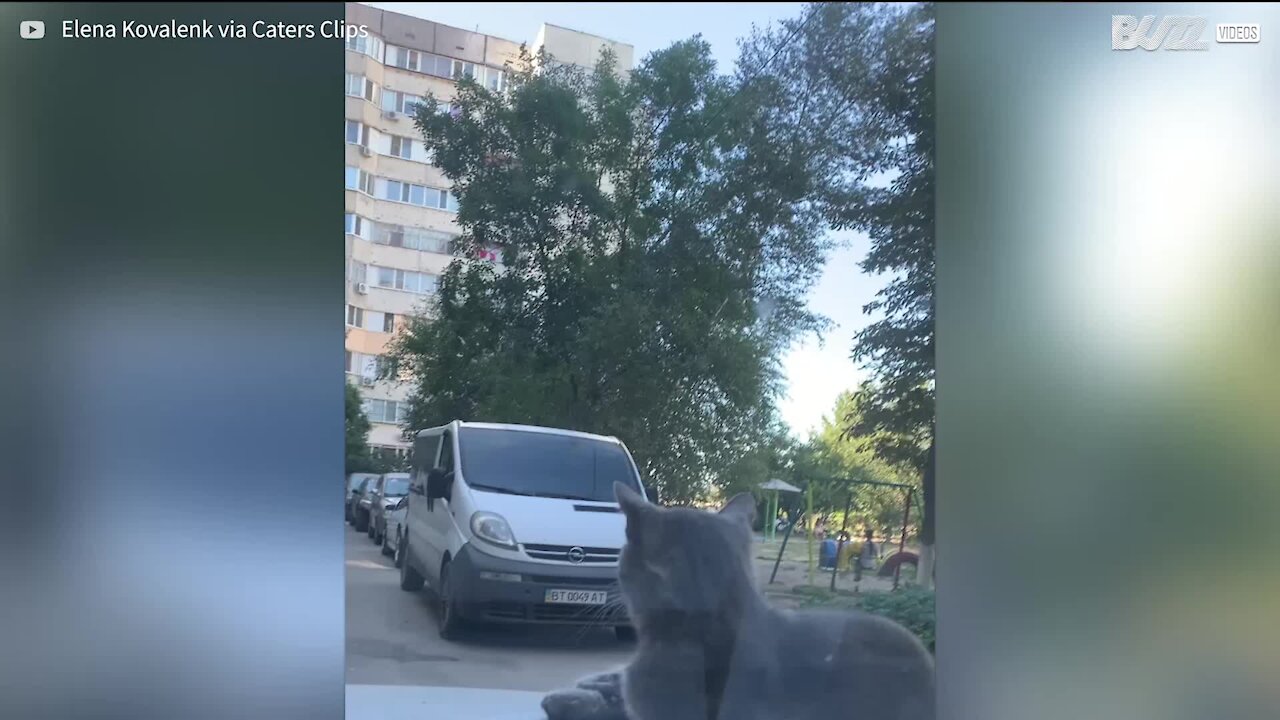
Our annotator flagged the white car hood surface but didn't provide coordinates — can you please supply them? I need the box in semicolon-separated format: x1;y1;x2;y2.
347;684;544;720
470;490;626;550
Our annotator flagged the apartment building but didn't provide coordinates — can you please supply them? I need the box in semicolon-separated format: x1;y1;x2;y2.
343;4;633;455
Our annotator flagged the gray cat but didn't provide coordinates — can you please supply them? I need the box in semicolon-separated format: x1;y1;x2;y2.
541;483;934;720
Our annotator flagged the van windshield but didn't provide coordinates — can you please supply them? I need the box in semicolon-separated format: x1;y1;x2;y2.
458;428;641;502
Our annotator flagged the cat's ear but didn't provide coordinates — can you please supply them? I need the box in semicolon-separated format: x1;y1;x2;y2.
720;492;756;525
615;482;648;514
615;482;652;540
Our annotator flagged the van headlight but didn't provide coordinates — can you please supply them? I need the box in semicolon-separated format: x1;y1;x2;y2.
471;511;517;549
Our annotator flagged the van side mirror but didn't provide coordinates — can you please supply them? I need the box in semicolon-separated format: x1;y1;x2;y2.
426;468;452;501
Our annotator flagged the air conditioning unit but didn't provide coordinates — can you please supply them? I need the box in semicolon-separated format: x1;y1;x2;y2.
359;145;373;157
355;282;368;295
383;110;399;120
359;376;376;387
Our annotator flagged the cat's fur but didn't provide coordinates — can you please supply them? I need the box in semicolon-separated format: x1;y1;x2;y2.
541;483;935;720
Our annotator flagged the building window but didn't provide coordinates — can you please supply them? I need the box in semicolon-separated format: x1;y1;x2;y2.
367;220;454;254
382;90;427;116
346;305;363;328
345;120;365;145
345;166;373;194
411;228;452;253
388;46;419;72
383;313;396;333
346;34;384;62
386;44;483;81
347;352;383;381
348;259;367;284
486;69;507;92
345;73;377;102
385;44;505;90
345;213;366;238
372;175;452;210
369;444;410;460
389;136;412;160
409;184;426;206
381;179;401;202
363;398;407;424
422;52;454;78
371;265;438;295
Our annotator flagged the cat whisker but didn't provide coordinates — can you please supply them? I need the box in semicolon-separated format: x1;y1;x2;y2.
568;598;627;645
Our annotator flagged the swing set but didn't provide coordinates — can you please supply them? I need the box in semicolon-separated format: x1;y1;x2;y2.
766;477;921;591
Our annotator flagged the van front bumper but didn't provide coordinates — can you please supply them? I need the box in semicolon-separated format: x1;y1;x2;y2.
448;543;630;626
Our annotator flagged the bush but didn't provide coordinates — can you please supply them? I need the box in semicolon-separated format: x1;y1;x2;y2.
855;586;935;653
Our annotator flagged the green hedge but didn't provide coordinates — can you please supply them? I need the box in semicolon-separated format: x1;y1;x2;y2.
855;586;935;653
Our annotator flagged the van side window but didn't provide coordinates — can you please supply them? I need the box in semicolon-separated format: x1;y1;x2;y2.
438;431;454;473
411;434;442;493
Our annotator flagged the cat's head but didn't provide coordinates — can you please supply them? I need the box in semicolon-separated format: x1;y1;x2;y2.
614;482;757;626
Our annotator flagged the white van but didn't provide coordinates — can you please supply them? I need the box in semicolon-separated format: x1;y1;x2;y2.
396;421;651;640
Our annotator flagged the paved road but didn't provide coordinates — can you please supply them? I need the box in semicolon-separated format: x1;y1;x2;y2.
344;523;635;692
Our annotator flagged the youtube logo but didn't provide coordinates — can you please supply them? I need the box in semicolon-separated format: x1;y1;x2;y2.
20;20;45;40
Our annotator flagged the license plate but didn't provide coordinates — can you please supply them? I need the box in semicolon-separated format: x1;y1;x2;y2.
544;589;607;605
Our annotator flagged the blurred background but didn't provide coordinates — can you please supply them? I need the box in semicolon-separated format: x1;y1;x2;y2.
0;3;345;719
0;2;1276;720
937;4;1279;720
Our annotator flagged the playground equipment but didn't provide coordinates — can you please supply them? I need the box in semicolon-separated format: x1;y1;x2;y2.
758;478;802;541
877;550;919;578
767;476;920;591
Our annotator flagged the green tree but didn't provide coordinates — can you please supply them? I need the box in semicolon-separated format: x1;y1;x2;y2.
842;4;935;583
753;2;936;581
345;382;373;475
368;447;411;474
388;38;842;505
812;390;919;534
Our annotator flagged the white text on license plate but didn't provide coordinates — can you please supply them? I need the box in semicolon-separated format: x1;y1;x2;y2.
544;589;607;605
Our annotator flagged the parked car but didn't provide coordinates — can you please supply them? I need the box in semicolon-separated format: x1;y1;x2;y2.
370;473;410;543
354;475;382;533
397;421;652;641
350;475;378;528
382;496;408;563
346;473;379;523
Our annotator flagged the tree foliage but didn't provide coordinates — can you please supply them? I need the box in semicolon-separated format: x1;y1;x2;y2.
752;2;935;539
388;38;847;505
785;390;919;533
840;4;935;545
345;382;372;475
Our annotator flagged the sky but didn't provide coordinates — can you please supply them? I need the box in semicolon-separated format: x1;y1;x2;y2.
367;2;883;439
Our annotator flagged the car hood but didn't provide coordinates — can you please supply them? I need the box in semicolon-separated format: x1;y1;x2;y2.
467;490;626;549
